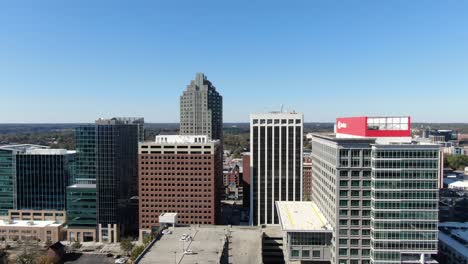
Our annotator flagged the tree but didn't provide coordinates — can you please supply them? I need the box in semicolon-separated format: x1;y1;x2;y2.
16;251;36;264
446;155;468;170
71;240;82;250
130;245;145;261
35;255;59;264
142;234;154;246
120;238;134;256
44;239;53;248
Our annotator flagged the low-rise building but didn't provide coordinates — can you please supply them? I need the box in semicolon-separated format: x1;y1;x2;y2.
66;181;97;242
8;210;66;222
439;222;468;263
276;201;332;263
0;219;64;242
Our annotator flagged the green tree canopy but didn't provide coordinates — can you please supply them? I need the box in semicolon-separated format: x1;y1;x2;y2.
446;155;468;170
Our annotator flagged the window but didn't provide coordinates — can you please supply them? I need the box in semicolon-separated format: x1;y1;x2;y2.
291;250;300;257
339;249;348;256
302;250;310;258
313;250;320;257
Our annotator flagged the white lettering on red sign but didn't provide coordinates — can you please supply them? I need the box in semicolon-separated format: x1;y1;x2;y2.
337;121;347;129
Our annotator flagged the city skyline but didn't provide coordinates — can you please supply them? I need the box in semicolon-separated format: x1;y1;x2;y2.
1;1;468;123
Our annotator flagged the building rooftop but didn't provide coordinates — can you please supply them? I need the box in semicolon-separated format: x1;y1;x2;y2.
24;149;76;155
276;201;331;232
0;144;49;152
138;226;228;264
67;183;96;189
448;180;468;189
0;144;75;155
160;212;178;218
138;226;261;264
439;222;468;257
95;117;144;125
0;219;63;228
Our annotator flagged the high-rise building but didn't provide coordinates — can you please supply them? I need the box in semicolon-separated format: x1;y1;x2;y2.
71;117;144;243
138;135;222;238
250;112;303;225
180;73;223;141
94;117;143;242
310;116;439;264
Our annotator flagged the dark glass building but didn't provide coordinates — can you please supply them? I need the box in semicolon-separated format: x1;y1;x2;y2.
0;147;17;216
250;112;303;226
15;148;75;211
94;117;143;242
66;179;97;242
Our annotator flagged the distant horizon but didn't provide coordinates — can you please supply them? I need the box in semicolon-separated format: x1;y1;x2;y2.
1;121;468;125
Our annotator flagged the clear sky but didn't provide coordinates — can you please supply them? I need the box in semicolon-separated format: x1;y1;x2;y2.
1;1;467;123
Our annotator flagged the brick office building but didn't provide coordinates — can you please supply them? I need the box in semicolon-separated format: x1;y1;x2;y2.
303;154;312;200
138;135;222;238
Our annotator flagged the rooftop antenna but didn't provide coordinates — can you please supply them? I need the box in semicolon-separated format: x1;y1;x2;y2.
280;104;284;113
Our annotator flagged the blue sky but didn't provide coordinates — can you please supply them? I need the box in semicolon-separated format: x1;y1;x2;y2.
1;0;467;123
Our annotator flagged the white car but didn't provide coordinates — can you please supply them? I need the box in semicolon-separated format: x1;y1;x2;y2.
184;249;194;255
115;258;128;264
162;229;172;235
179;234;188;241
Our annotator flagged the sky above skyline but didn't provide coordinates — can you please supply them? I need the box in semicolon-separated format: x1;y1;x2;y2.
1;1;467;123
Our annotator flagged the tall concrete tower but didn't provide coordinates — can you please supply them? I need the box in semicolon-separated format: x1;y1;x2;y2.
180;73;223;141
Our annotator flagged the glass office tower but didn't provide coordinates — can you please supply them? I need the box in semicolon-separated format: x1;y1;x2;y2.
71;118;143;242
370;145;439;263
0;148;15;216
15;149;75;211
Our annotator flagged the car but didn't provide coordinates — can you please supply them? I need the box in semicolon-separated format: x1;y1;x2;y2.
184;249;194;255
115;257;128;264
162;229;172;235
179;234;188;241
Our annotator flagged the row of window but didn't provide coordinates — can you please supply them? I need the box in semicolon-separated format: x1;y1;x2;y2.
338;248;370;257
339;219;371;226
372;150;438;159
372;231;437;240
141;183;212;187
141;192;212;197
339;200;372;207
252;119;301;125
141;156;212;160
141;199;212;203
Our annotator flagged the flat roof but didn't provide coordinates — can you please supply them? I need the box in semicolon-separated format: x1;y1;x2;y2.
139;226;228;264
139;226;261;264
276;201;331;232
0;220;63;228
439;222;468;257
160;212;178;217
67;183;96;189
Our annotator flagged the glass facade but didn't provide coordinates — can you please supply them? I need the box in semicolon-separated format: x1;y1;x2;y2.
67;184;97;227
16;152;75;211
95;120;141;237
311;135;439;264
0;149;14;216
74;125;97;183
370;146;439;263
